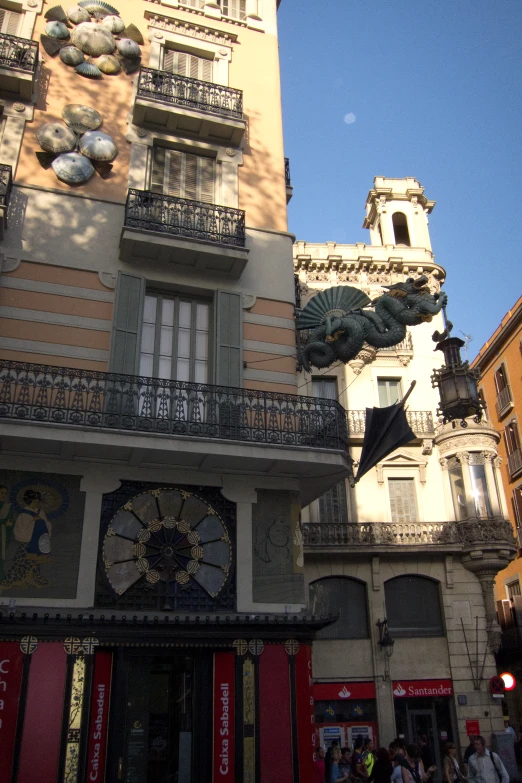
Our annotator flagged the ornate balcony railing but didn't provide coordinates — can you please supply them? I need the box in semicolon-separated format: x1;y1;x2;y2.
0;164;12;209
508;448;522;478
378;332;413;351
137;67;243;120
304;517;516;549
496;385;513;417
0;361;349;452
346;409;435;435
285;157;291;187
125;189;246;248
0;33;38;73
304;522;454;547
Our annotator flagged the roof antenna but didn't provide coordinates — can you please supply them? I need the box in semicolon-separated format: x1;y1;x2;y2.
459;330;473;362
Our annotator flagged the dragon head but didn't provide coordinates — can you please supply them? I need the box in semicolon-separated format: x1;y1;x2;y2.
380;276;447;324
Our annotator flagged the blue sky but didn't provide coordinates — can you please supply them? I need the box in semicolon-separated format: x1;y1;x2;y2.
278;1;522;359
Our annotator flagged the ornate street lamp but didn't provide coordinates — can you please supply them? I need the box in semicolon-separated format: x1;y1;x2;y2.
431;308;484;428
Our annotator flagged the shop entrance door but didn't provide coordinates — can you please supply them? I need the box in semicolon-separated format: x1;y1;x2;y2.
107;651;212;783
407;708;442;780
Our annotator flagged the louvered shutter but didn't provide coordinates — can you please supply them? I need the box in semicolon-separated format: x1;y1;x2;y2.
222;0;246;20
513;487;522;527
184;154;198;201
110;273;145;374
0;10;22;36
318;481;348;524
151;148;215;202
388;479;418;523
163;49;212;82
215;291;242;387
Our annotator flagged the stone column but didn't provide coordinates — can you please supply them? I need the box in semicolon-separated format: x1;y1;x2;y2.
482;453;502;517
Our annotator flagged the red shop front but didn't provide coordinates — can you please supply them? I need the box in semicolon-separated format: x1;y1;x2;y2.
313;681;378;750
0;615;321;783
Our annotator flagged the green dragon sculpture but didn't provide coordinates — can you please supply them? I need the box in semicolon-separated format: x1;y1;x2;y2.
297;276;447;372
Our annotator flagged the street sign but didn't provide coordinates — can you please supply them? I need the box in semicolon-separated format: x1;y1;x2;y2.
466;720;480;736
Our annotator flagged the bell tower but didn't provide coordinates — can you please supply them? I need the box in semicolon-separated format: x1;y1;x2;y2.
363;176;436;250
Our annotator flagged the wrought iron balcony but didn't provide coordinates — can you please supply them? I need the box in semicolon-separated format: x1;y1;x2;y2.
0;361;349;452
137;67;243;120
0;163;12;208
496;385;513;418
124;189;246;248
285;157;291;187
0;33;38;73
508;448;522;478
347;409;435;436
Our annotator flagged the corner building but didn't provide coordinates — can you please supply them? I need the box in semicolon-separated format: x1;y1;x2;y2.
0;2;350;782
295;178;517;759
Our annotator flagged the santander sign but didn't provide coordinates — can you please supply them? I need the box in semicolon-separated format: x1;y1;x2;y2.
393;680;453;698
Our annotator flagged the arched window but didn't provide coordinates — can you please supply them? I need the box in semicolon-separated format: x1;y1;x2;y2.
309;577;369;639
384;575;443;637
392;212;411;246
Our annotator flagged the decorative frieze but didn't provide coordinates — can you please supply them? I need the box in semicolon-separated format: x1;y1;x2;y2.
145;11;238;45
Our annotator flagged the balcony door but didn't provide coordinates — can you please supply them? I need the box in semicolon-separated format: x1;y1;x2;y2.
151;147;215;204
139;293;210;384
163;48;213;82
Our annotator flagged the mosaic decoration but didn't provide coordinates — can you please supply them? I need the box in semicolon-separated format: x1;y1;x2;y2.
20;635;38;654
284;639;299;656
42;3;142;78
63;655;86;783
35;104;117;184
0;471;85;598
101;487;233;604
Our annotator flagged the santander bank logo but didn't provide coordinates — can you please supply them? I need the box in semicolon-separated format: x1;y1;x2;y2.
338;686;351;699
393;684;407;697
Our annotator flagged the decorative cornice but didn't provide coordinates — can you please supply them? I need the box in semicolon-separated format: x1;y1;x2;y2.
435;419;500;455
145;11;239;45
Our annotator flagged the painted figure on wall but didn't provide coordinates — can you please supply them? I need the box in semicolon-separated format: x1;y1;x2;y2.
0;471;85;598
0;484;16;580
1;489;52;588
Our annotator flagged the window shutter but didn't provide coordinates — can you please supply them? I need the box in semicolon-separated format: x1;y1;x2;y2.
163;48;175;72
189;55;199;80
215;291;242;387
166;150;182;197
513;487;522;527
388;479;418;523
199;157;215;203
0;10;22;36
110;273;145;375
151;147;166;194
201;57;212;82
184;154;198;201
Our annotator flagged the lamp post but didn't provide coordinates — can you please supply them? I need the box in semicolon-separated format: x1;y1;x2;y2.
376;618;395;657
431;308;485;428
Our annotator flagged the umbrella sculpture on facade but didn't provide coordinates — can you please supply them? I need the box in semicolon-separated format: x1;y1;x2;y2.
41;3;144;77
35;104;117;182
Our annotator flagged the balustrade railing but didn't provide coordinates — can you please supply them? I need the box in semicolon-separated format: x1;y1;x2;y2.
125;189;246;248
0;33;38;73
347;409;434;435
304;522;454;547
0;361;349;452
137;67;243;120
378;332;413;351
0;164;12;209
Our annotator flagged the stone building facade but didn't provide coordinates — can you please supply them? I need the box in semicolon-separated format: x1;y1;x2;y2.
0;2;351;782
471;297;522;731
295;178;516;756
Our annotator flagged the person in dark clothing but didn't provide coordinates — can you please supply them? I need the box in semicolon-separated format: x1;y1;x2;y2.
339;748;351;776
464;736;477;769
369;747;394;783
353;736;369;782
418;736;434;772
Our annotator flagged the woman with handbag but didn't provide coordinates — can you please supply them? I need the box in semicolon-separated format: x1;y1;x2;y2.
443;742;467;783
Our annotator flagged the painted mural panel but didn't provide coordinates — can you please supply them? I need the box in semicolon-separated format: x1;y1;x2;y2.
0;470;85;598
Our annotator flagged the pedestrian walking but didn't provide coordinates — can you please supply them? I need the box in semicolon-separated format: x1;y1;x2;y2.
315;747;326;783
339;747;351;777
330;746;349;783
368;747;394;783
443;742;466;783
467;736;509;783
402;743;437;783
353;736;369;782
365;739;376;777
